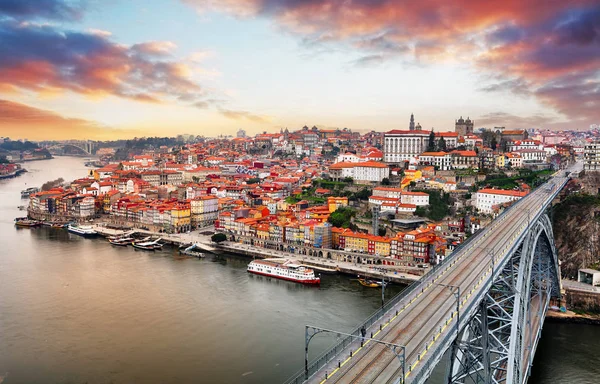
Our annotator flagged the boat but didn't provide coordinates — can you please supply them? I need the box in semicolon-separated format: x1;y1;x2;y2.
67;224;97;237
14;218;40;228
108;237;134;246
51;223;66;228
357;277;386;288
20;187;39;198
247;259;320;285
180;244;205;258
132;238;163;250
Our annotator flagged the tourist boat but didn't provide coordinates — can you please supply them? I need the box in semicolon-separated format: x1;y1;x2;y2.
180;244;204;258
14;218;40;228
132;238;163;250
51;223;66;228
108;237;134;246
247;259;320;285
20;187;39;198
67;224;97;237
357;277;386;288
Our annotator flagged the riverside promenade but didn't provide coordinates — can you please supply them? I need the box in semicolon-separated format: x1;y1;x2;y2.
91;223;421;285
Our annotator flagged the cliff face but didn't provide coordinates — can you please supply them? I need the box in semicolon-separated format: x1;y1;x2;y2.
553;192;600;279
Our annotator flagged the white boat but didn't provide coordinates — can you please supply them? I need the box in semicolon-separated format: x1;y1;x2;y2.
180;244;205;258
247;259;320;285
132;238;163;250
67;224;97;237
108;237;134;246
21;187;39;198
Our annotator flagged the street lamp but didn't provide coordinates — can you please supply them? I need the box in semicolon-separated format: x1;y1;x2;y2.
435;283;461;334
304;325;406;382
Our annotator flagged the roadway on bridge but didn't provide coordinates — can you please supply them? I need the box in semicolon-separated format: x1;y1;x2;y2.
307;174;569;384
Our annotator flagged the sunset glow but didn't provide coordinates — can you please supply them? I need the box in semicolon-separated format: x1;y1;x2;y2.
0;0;598;140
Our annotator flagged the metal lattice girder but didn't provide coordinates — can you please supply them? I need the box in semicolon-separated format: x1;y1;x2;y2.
447;213;561;384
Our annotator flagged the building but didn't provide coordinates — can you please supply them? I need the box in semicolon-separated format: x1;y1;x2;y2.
578;269;600;286
353;162;390;183
383;130;430;163
455;117;474;137
473;188;528;214
584;141;600;172
418;152;452;170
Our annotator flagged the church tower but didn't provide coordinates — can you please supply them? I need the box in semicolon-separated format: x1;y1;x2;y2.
409;113;415;131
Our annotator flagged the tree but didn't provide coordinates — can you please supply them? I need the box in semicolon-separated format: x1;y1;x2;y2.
354;188;371;200
211;233;227;243
327;206;356;228
437;137;447;151
378;227;386;236
428;130;436;151
343;177;354;183
490;137;498;151
247;177;261;184
381;177;391;185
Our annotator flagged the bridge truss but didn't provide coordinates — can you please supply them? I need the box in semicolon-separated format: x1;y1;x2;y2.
446;213;561;384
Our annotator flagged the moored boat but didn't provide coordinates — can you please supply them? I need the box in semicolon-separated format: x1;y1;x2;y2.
14;218;40;228
247;259;320;285
180;244;204;258
357;277;386;288
20;187;39;198
109;237;134;246
132;238;163;250
67;224;97;237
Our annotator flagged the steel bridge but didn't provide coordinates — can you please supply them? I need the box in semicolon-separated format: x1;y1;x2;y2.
286;167;576;384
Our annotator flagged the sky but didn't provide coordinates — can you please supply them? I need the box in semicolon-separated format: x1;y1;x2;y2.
0;0;598;140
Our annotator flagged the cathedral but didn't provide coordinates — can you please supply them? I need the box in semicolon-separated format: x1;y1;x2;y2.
455;116;474;137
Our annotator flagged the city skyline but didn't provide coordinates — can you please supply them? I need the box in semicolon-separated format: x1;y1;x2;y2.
0;0;598;140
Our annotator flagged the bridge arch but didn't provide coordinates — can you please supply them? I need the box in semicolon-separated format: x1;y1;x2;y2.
448;213;561;384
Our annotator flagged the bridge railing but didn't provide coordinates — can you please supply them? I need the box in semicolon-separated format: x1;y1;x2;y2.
285;176;569;384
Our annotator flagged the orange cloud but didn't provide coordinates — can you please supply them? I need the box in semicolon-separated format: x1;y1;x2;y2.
0;99;142;140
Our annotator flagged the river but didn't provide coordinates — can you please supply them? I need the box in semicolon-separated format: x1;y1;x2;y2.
0;157;597;384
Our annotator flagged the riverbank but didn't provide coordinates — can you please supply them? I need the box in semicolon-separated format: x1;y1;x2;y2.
87;224;419;285
546;309;600;325
0;168;26;179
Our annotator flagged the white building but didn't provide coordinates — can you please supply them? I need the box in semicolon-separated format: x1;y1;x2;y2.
353;161;390;183
418;152;452;170
384;130;429;163
473;188;528;214
513;149;546;164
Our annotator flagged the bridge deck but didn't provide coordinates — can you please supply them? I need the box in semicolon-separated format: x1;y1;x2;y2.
305;175;569;384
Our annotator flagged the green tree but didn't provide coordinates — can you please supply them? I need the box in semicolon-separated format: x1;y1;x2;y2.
428;130;436;151
343;177;354;183
354;188;371;200
247;177;261;184
211;233;227;243
437;137;447;151
381;177;391;185
490;137;498;151
327;206;356;228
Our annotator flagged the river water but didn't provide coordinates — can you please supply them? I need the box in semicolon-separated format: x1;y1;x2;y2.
0;157;597;384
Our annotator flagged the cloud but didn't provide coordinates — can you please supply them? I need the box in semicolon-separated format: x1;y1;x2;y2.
219;108;270;123
0;20;202;104
0;99;141;140
182;0;600;128
0;0;85;21
476;111;555;128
